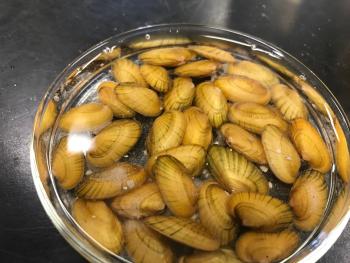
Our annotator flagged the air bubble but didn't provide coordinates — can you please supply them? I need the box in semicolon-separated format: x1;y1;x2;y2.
145;34;151;40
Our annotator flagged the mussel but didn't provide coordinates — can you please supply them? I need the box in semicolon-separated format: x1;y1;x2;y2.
262;125;301;184
289;169;328;231
52;136;84;190
129;36;191;49
163;77;195;111
228;102;288;134
188;45;235;63
220;123;267;165
335;119;350;183
72;199;123;253
124;220;173;263
214;75;271;104
144;215;220;251
59;103;113;132
153;155;198;217
207;146;269;194
147;111;186;155
35;99;57;137
179;249;242;263
174;60;219;77
198;181;237;245
112;58;148;87
194;81;228;128
87;120;141;168
140;64;170;92
76;162;147;199
110;183;165;219
227;192;293;231
235;230;299;263
290;118;332;173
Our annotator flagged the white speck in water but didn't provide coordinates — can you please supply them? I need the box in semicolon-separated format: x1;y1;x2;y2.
202;169;210;179
260;165;269;173
54;95;60;102
286;156;292;161
229;148;233;152
124;154;129;158
85;170;93;176
299;75;306;80
269;182;273;189
159;106;164;111
176;29;179;33
143;150;147;156
123;186;128;191
145;34;151;40
205;162;209;166
13;83;17;87
213;141;220;145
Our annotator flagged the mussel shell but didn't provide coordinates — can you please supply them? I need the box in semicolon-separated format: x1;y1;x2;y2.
183;106;212;149
138;47;195;67
220;123;267;165
35;99;57;137
188;45;235;63
207;146;268;194
227;60;279;88
214;75;271;104
145;144;206;177
59;103;113;132
144;215;220;251
334;119;350;183
140;64;170;92
271;84;308;121
256;54;295;78
163;77;195;111
110;183;165;219
76;162;147;199
194;81;228;128
179;249;242;263
174;60;219;77
228;192;293;231
147;111;186;155
289;169;328;231
36;140;50;195
115;83;162;117
235;230;299;263
52;136;85;190
228;102;288;134
262;125;301;184
87;120;141;168
112;58;148;87
72;199;123;253
97;81;135;118
129;36;191;49
198;181;237;245
290;118;332;173
124;220;173;263
154;155;198;217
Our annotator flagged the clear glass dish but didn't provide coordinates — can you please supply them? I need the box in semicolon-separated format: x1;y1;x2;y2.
31;24;350;263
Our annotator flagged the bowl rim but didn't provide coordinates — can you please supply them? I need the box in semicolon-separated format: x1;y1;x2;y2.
31;23;350;263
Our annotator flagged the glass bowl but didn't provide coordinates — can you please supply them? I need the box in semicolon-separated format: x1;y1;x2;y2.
31;24;350;263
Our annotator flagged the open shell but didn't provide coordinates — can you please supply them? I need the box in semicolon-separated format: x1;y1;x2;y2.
214;75;271;104
198;181;237;245
289;169;328;231
72;199;123;253
129;36;191;49
290;118;332;173
220;123;267;165
228;192;293;231
145;144;206;177
174;60;219;77
228;102;288;134
183;106;212;149
163;77;195;111
59;103;113;132
144;215;220;251
97;81;135;118
124;220;174;263
35;100;57;137
235;230;299;263
334;119;350;183
188;45;235;63
87;120;141;168
262;125;301;184
271;83;308;120
115;83;162;117
227;60;279;88
76;162;147;199
138;47;195;67
154;155;198;217
194;81;228;128
140;64;170;92
207;146;268;194
52;136;84;190
112;58;147;87
147;111;186;155
179;249;242;263
110;183;165;219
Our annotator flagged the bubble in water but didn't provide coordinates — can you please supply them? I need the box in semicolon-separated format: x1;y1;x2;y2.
145;34;151;40
85;170;93;176
268;182;273;189
122;185;128;191
124;154;129;158
260;165;269;173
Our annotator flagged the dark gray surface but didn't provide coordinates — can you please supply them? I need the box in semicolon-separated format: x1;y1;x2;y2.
0;0;349;262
